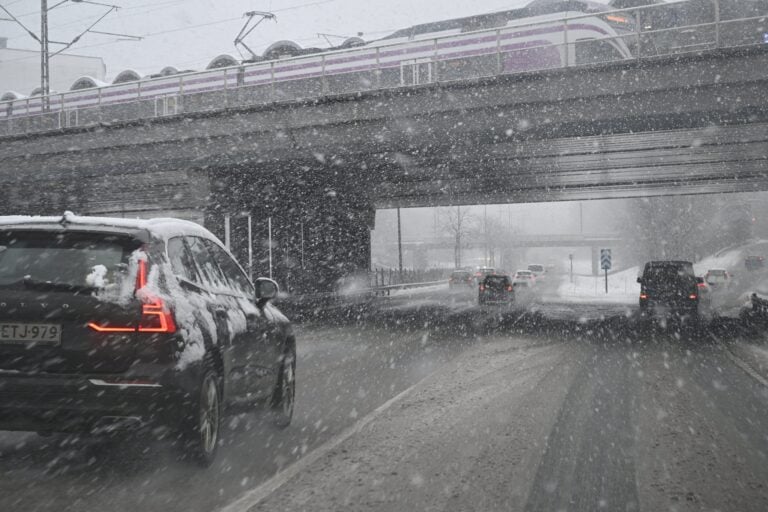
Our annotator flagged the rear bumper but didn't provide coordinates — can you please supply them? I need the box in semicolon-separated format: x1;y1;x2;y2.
479;294;514;304
0;368;196;433
639;300;698;314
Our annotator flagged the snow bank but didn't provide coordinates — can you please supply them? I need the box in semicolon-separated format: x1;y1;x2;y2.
551;266;640;305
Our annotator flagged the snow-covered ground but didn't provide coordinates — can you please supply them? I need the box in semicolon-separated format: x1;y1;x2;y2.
547;267;640;305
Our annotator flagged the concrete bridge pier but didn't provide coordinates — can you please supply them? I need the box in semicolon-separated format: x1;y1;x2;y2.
207;165;375;294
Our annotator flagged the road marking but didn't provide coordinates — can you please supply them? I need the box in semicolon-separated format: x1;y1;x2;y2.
724;345;768;388
218;378;425;512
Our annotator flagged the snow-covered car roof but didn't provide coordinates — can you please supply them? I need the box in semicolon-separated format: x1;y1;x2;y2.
0;212;217;243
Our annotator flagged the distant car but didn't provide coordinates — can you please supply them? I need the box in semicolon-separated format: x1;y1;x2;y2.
705;268;731;289
513;270;537;286
527;264;546;278
479;274;514;305
449;270;473;288
637;260;711;323
474;266;496;282
0;214;295;466
745;256;765;272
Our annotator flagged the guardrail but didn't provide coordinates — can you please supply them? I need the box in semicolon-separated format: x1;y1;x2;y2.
2;0;766;137
368;280;448;297
280;279;447;303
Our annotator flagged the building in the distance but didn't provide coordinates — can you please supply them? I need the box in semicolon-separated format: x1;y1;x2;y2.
0;37;105;96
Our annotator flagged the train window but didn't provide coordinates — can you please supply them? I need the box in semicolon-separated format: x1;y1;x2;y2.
574;39;625;65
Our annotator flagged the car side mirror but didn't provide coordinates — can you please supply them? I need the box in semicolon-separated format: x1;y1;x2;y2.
255;277;278;306
636;277;643;284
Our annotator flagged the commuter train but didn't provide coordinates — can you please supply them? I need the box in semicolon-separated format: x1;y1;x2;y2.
0;0;636;121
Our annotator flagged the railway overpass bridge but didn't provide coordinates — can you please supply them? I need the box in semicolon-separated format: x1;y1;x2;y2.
1;44;768;291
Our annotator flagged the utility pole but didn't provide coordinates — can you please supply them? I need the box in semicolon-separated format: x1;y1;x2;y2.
397;207;403;278
456;205;462;268
484;205;488;266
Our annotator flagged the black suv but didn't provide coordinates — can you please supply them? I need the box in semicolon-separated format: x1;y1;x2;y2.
637;260;709;322
0;213;295;465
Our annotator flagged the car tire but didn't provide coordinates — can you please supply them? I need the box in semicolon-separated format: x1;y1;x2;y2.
270;344;296;429
184;366;221;467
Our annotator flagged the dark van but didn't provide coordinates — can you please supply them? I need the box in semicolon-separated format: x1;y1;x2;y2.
637;260;709;321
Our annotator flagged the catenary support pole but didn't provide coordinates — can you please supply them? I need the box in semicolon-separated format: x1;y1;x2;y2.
41;0;49;107
397;207;403;278
247;214;253;280
268;216;273;280
224;215;231;249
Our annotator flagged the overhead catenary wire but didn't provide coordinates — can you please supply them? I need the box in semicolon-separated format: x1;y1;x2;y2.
1;0;343;67
0;0;136;99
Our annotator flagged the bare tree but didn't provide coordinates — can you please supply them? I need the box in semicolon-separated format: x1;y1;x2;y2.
437;206;477;268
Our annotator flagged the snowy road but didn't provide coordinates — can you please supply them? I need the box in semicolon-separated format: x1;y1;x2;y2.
2;292;768;511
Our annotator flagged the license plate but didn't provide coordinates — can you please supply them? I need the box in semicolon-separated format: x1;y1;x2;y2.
0;323;62;345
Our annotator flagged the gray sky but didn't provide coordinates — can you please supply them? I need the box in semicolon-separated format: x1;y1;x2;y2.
0;0;567;79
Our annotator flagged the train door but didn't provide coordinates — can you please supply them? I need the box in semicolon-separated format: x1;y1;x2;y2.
400;58;434;86
62;109;78;128
155;95;179;117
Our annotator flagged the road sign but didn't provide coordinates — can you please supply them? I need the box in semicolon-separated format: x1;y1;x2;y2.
600;249;611;294
600;249;612;270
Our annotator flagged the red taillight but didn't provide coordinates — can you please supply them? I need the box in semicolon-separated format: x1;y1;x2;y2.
506;285;513;291
86;323;134;333
689;293;698;300
640;293;648;300
136;258;148;289
697;282;706;289
138;296;177;333
479;285;485;291
88;258;176;334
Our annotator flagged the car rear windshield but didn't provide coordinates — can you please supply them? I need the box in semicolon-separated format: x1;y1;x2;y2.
484;276;510;286
643;263;694;282
0;230;142;289
528;265;544;272
452;271;471;278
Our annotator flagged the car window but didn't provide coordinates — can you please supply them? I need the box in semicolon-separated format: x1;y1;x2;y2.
0;230;140;289
202;238;254;296
167;236;199;283
185;236;229;290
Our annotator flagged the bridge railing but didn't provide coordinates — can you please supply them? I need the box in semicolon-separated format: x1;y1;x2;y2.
1;0;766;137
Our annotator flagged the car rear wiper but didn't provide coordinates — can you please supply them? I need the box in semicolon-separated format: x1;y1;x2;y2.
21;276;95;294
